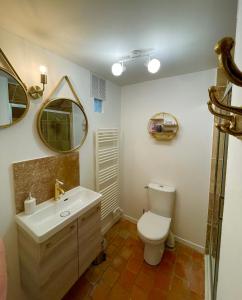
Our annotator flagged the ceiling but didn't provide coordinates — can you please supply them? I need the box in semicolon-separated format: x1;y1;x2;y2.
0;0;238;86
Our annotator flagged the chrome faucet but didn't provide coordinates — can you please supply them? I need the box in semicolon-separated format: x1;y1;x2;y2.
55;179;65;200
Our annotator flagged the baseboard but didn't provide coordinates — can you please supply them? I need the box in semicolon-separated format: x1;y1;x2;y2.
122;214;138;224
174;235;205;253
122;213;205;253
205;254;212;300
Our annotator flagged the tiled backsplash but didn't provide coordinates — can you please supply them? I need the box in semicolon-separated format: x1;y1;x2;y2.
13;152;80;214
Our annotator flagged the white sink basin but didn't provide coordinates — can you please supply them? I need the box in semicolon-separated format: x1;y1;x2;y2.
15;186;102;243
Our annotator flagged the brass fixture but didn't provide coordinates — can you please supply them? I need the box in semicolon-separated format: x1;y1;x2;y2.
37;76;88;153
54;179;65;200
0;49;29;128
28;65;48;99
207;37;242;137
148;112;179;141
214;37;242;86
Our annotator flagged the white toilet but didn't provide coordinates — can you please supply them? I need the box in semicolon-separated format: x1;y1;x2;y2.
137;183;176;265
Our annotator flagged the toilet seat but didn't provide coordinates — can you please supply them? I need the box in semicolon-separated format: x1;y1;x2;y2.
137;211;171;243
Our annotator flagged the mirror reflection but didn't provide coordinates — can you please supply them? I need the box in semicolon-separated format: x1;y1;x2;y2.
148;112;178;140
38;98;88;152
0;69;28;127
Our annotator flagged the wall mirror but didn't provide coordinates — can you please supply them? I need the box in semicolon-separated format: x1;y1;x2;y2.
38;98;88;152
0;50;29;128
148;112;179;140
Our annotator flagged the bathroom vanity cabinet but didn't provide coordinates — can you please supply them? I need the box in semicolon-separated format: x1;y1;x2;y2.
17;204;102;300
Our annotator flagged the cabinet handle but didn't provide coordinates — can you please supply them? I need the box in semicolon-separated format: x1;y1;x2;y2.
70;224;75;230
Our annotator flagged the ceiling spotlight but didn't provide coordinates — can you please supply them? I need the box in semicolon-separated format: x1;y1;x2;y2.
147;58;161;74
111;62;124;76
111;50;161;77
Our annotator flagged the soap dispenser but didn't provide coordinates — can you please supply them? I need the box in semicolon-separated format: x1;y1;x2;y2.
24;192;36;215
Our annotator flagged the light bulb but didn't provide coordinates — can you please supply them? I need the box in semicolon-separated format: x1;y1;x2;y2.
147;58;161;74
39;65;48;75
111;62;123;76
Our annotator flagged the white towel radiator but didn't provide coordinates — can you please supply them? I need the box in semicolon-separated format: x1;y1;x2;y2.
95;128;120;220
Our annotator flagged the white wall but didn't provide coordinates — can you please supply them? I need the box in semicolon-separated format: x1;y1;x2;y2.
217;1;242;299
121;69;215;250
0;27;121;300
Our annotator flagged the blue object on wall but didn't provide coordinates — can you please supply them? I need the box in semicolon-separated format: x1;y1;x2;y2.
94;98;103;113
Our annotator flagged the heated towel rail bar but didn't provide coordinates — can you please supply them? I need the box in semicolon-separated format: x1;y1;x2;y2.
95;128;120;220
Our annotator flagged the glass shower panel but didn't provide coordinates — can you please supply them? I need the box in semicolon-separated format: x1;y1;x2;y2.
208;82;231;300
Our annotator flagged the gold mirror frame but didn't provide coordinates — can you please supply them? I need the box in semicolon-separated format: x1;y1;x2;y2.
37;76;88;153
148;112;179;141
37;97;88;153
0;49;29;128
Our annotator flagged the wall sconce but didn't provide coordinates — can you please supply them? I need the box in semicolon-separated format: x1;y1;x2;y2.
28;65;48;99
207;37;242;138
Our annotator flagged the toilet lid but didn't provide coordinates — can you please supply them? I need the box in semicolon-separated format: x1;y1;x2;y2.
137;211;171;241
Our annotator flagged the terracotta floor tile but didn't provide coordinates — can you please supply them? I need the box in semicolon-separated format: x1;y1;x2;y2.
188;290;204;300
176;252;192;265
108;283;129;300
148;288;168;300
105;229;118;242
111;255;127;272
126;257;143;274
175;260;192;280
124;237;139;248
154;270;172;290
163;249;177;264
141;261;159;275
91;280;111;300
135;271;155;293
176;243;194;256
127;222;137;232
113;235;126;248
118;219;130;229
118;229;130;239
95;257;111;273
102;266;120;287
167;290;188;300
85;266;103;284
189;271;204;297
131;247;144;260
63;220;205;300
63;276;92;299
120;245;133;260
119;269;137;290
192;260;205;277
170;275;190;299
130;285;148;300
106;244;118;259
159;260;174;274
192;250;204;263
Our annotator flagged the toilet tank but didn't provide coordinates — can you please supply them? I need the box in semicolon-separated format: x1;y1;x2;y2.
148;183;176;218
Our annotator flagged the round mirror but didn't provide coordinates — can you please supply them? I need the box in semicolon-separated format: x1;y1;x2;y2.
38;98;88;152
0;68;29;128
148;112;179;140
